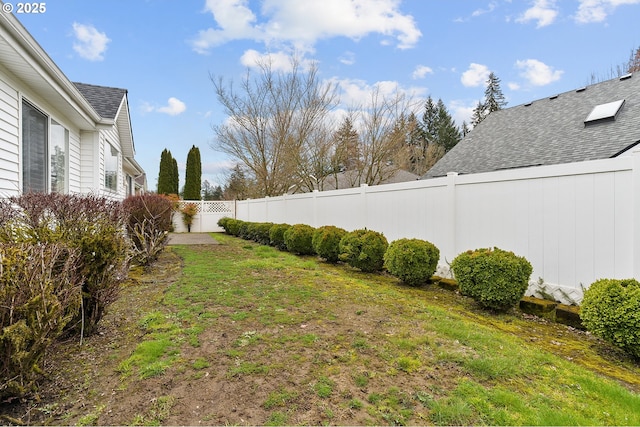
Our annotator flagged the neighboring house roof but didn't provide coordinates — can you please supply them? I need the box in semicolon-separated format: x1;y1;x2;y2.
423;73;640;178
74;82;127;119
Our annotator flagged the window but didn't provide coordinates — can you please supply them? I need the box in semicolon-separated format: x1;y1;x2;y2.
22;100;47;193
50;120;68;193
22;100;70;194
105;142;119;192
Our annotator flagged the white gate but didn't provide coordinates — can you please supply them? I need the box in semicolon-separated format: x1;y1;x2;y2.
172;200;235;233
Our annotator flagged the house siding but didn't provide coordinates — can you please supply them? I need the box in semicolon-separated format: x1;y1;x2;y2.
0;71;19;196
68;130;81;193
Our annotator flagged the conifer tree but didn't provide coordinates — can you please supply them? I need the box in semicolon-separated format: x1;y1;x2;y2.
157;148;175;195
471;72;507;127
484;72;507;114
171;157;179;195
184;145;202;200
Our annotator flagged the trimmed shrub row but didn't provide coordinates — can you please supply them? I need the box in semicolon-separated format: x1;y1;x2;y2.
219;218;393;274
219;218;640;360
218;219;529;307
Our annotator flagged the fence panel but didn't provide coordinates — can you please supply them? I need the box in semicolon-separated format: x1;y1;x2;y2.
234;153;640;302
172;201;235;233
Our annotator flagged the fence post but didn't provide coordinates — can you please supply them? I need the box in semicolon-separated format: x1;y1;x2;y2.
445;172;458;264
360;184;369;229
633;150;640;281
312;190;318;227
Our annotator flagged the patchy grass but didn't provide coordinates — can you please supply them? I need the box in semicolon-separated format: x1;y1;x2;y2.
5;234;640;426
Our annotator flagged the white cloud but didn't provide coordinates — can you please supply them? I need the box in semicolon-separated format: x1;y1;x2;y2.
508;82;521;90
515;59;563;86
239;49;317;72
412;65;434;79
461;63;490;87
449;100;476;127
192;0;421;54
328;77;426;107
574;0;640;23
516;0;559;27
472;1;498;17
72;23;110;61
339;51;356;65
141;97;187;116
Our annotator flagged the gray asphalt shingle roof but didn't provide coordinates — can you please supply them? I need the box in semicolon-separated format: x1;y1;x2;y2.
73;82;127;119
424;73;640;178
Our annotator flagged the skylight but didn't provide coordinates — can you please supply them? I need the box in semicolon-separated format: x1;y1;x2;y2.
584;99;625;124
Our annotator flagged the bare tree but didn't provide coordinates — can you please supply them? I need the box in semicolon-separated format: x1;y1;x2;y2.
354;86;416;186
211;56;339;197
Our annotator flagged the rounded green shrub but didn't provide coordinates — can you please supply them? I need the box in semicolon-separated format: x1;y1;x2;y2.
217;216;232;232
580;278;640;359
312;225;347;263
237;220;251;239
384;238;440;286
269;223;291;250
339;229;388;272
222;218;242;236
284;224;316;255
252;222;274;245
451;247;532;311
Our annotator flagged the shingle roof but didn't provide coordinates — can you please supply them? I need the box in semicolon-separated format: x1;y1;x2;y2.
423;74;640;178
73;82;127;119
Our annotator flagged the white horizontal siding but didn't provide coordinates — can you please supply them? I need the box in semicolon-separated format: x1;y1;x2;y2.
0;71;19;196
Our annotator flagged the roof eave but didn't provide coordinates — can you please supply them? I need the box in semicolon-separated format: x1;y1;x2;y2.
0;11;102;129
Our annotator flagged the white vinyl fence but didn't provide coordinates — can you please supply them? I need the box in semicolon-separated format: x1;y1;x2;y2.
235;151;640;303
172;200;235;233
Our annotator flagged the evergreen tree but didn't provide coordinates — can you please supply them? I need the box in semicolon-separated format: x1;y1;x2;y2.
332;116;360;172
171;157;179;195
435;99;462;152
157;148;175;195
470;100;487;127
461;121;471;137
484;72;507;114
202;180;215;200
224;164;248;200
212;185;224;200
471;72;507;127
184;145;202;200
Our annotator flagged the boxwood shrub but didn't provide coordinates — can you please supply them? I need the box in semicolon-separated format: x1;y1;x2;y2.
237;220;251;240
284;224;316;255
250;222;274;245
312;225;347;263
580;278;640;359
384;238;440;286
451;247;532;311
269;223;291;250
339;229;388;272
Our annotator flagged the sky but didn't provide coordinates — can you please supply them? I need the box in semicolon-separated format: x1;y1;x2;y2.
13;0;640;191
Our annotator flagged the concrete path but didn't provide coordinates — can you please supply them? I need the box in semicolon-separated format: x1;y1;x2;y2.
167;232;219;245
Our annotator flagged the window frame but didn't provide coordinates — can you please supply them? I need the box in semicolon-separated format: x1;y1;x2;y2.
104;141;119;193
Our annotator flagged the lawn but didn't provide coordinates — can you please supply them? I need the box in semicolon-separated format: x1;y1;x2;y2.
7;233;640;426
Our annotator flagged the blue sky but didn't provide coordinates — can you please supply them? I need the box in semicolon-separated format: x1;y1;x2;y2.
14;0;640;190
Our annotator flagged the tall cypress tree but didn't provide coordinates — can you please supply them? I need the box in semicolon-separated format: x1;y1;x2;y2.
171;157;179;195
157;148;173;195
184;145;202;200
